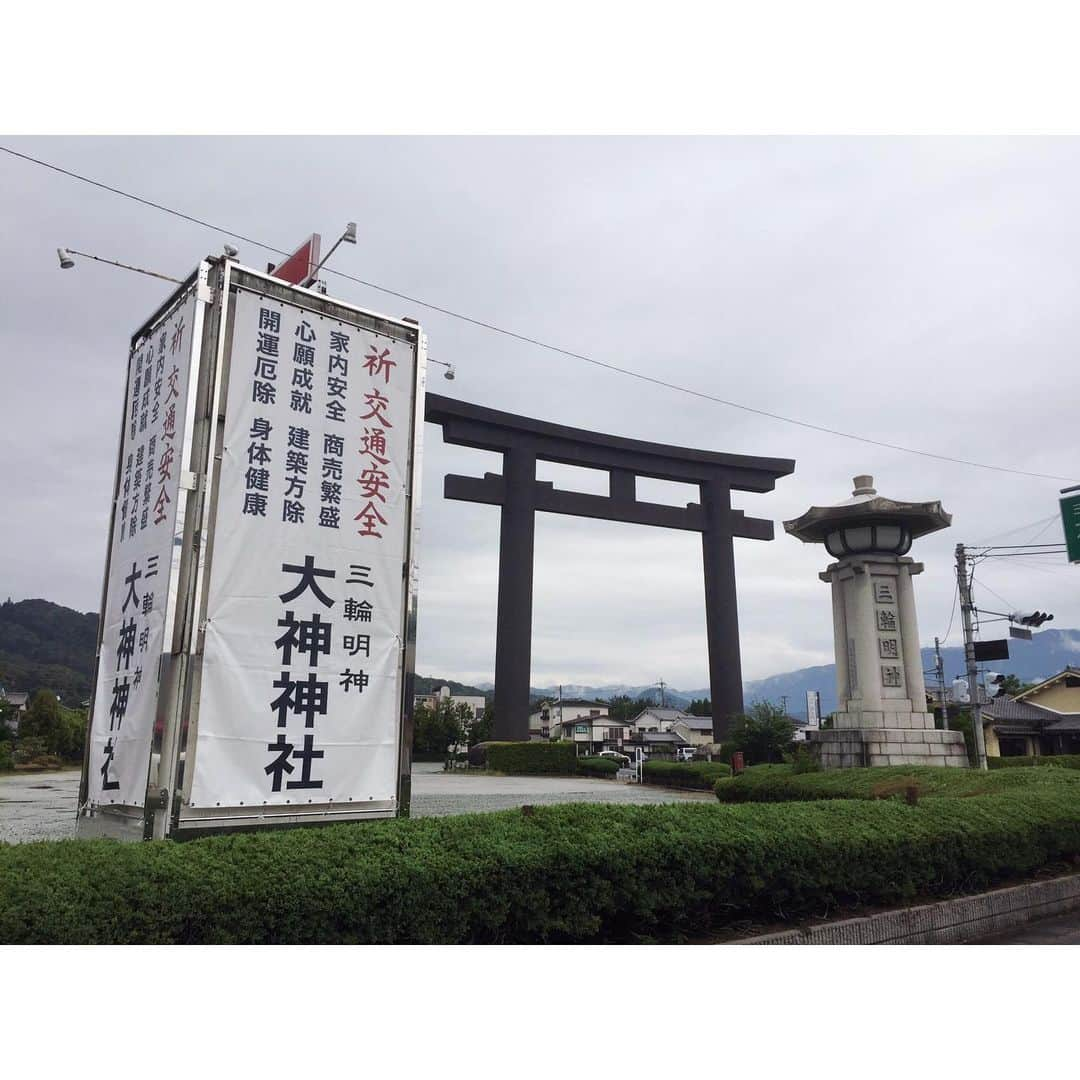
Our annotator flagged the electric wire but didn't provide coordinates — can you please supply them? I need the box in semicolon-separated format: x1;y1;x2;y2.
970;515;1058;546
1026;516;1063;544
941;580;959;644
973;577;1018;614
4;142;1078;486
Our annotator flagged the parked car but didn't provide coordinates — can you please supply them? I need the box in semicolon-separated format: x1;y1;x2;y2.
675;746;696;762
598;750;631;765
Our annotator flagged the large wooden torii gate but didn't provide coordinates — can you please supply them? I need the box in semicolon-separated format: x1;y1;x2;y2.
425;394;795;743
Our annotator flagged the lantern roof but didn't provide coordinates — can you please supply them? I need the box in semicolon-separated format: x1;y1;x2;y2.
783;475;952;545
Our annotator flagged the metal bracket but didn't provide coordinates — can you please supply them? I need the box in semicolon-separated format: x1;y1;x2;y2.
196;264;213;305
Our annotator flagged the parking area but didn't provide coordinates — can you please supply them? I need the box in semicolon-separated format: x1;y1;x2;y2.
0;763;712;843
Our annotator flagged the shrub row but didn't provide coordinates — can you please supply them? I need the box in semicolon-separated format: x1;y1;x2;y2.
4;782;1080;944
576;756;621;778
988;755;1080;771
642;760;730;789
485;741;578;775
483;746;731;788
713;762;1080;803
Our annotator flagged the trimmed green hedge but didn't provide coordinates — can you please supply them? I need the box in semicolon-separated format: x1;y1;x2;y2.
642;760;731;789
576;756;622;778
714;762;1080;803
4;780;1080;943
988;755;1080;771
485;741;578;775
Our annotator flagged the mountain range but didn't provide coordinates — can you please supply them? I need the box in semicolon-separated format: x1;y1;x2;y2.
448;630;1080;718
4;598;1077;720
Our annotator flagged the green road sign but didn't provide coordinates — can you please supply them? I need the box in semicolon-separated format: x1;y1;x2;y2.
1061;493;1080;564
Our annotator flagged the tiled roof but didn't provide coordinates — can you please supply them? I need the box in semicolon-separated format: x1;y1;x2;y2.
983;697;1054;723
983;696;1080;733
1044;715;1080;733
632;707;692;722
672;715;713;730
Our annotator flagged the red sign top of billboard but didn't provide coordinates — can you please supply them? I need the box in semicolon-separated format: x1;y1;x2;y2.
269;234;321;286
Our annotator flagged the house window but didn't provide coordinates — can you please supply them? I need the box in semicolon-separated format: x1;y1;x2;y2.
575;724;588;734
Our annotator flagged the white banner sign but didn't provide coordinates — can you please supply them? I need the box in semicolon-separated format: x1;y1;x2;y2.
88;290;198;806
805;689;821;729
189;287;416;809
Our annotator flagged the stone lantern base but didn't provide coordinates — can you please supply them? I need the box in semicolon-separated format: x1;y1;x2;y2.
806;727;969;769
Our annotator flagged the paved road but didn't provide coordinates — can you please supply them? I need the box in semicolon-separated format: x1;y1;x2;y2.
0;763;712;843
972;911;1080;944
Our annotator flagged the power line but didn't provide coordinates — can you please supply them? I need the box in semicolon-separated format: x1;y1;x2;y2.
970;514;1058;546
941;580;959;644
972;576;1017;614
4;142;1078;485
1026;516;1062;544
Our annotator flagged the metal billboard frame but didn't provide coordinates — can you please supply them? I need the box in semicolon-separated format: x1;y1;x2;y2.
164;262;426;836
78;260;215;840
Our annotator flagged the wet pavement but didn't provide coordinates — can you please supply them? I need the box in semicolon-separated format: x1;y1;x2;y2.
0;770;82;844
0;762;712;843
971;911;1080;944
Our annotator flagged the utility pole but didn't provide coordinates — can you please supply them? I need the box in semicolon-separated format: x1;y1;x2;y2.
934;636;948;730
955;543;988;770
657;678;666;707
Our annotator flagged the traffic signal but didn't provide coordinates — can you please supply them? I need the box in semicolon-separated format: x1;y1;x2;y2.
1012;611;1054;627
985;672;1008;698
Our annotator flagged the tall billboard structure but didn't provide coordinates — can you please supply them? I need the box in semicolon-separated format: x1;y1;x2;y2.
80;258;426;839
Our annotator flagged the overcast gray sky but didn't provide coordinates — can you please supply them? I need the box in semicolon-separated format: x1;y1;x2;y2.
3;137;1078;689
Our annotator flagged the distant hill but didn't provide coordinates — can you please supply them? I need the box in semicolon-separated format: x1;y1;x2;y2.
414;675;490;700
0;598;99;703
744;628;1080;718
6;598;1077;721
527;683;697;707
0;599;493;706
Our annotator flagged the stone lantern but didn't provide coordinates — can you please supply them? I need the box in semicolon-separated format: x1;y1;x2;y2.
784;475;969;768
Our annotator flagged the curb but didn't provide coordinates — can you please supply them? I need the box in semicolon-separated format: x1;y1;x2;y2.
737;872;1080;944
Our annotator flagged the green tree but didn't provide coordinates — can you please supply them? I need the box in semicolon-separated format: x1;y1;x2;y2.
726;700;796;764
605;695;639;724
0;699;15;741
413;701;457;756
688;698;712;717
19;690;64;755
999;674;1024;696
471;704;494;745
56;705;86;761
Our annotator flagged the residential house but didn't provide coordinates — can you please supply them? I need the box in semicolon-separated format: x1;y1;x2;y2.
413;685;486;722
0;688;29;733
980;668;1080;757
625;707;696;758
669;713;714;747
540;700;618;754
628;706;696;734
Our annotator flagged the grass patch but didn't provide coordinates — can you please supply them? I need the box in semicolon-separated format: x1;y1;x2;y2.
988;755;1080;771
713;763;1080;802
